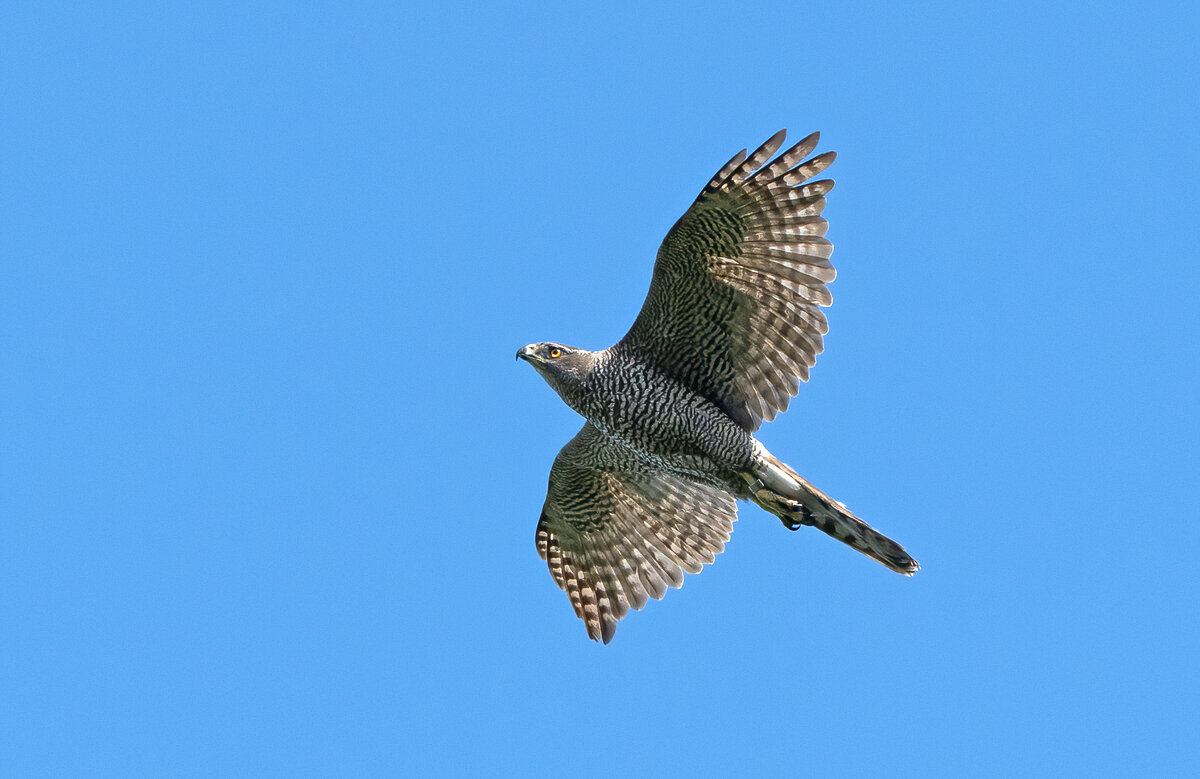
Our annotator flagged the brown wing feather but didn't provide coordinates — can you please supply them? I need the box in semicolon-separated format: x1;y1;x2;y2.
619;130;837;432
536;423;738;643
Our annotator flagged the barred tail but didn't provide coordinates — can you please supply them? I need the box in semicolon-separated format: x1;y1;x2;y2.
748;444;919;575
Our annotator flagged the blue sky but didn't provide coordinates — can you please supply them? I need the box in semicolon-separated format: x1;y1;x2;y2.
3;1;1198;774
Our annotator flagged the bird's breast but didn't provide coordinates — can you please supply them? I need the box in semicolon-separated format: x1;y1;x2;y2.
585;359;754;476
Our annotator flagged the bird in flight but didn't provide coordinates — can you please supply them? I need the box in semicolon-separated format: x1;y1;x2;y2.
517;130;918;643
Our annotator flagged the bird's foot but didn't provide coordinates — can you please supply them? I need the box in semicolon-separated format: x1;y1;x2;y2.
774;497;814;531
752;490;810;529
780;515;804;531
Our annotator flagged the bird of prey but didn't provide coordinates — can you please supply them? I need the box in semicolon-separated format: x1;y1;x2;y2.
517;130;918;643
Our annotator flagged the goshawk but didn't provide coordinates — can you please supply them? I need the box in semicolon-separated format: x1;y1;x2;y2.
518;130;918;643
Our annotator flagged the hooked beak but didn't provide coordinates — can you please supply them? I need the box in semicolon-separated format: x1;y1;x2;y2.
515;344;538;363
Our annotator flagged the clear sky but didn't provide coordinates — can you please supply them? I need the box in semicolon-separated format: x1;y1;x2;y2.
3;1;1198;775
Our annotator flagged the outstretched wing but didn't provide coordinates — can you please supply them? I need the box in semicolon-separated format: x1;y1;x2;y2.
619;130;836;432
536;423;738;643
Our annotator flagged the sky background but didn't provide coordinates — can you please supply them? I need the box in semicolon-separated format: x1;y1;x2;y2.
3;1;1198;775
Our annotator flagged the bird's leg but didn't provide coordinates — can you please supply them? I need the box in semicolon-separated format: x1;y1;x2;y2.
758;486;815;531
742;444;816;531
740;473;807;529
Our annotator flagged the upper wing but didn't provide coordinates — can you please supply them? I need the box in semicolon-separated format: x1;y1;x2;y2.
619;130;837;432
536;423;738;643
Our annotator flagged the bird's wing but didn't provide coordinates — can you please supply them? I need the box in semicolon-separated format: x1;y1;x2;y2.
619;129;836;432
536;422;738;643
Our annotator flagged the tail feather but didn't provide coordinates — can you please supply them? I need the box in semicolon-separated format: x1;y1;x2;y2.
748;447;919;575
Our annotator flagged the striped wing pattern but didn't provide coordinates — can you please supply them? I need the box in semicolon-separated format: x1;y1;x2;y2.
536;423;737;643
620;130;837;432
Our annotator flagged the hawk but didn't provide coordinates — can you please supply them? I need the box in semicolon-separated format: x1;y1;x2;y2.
518;130;918;643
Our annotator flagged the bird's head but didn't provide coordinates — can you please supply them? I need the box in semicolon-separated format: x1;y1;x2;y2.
516;342;596;408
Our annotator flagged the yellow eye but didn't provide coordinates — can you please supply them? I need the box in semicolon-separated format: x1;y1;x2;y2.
549;348;562;359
